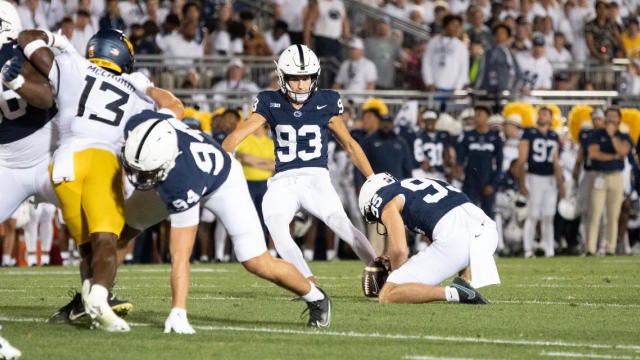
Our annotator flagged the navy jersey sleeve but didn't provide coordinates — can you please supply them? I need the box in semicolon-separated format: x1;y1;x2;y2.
252;91;273;124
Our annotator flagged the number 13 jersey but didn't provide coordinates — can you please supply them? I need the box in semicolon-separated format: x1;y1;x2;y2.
252;90;343;173
49;48;154;154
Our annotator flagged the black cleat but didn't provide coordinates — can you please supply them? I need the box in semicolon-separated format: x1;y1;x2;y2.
451;277;489;304
48;291;133;324
108;293;133;318
48;292;84;324
304;288;331;328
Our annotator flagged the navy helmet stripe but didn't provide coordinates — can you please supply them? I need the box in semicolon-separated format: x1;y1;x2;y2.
135;119;165;161
295;44;305;71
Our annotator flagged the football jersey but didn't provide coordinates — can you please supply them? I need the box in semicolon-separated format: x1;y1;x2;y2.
456;129;503;186
49;48;154;154
252;89;342;173
0;42;57;167
414;130;451;174
369;178;470;239
125;110;232;214
522;127;559;176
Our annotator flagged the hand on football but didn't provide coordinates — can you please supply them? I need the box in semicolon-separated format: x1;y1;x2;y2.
164;308;195;334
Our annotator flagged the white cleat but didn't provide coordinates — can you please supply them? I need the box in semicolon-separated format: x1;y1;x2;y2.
0;334;22;360
84;285;130;332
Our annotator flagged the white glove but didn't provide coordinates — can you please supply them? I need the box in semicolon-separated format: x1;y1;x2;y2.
121;71;153;97
45;30;70;49
164;308;195;334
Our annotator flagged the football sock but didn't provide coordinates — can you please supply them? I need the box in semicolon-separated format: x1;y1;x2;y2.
445;286;460;302
41;253;50;265
301;284;324;302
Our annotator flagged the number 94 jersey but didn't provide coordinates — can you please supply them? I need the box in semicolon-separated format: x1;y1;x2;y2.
370;178;470;239
126;110;232;214
49;49;154;154
253;90;343;173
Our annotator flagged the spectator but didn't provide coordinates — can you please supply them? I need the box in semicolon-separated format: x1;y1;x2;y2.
556;0;575;48
240;10;271;56
364;16;402;90
527;0;561;26
586;107;632;255
517;107;564;258
69;10;96;54
516;33;554;92
422;14;469;95
273;0;308;45
568;0;594;63
455;105;503;218
211;59;260;110
511;16;532;55
58;16;74;40
468;37;484;85
382;0;411;20
17;0;48;30
466;5;493;50
119;0;147;29
130;21;162;55
157;18;210;69
144;0;169;28
39;0;65;31
404;39;427;91
333;37;377;91
619;60;640;95
265;20;291;55
304;0;350;61
99;0;126;31
474;23;522;109
584;1;622;89
160;12;180;36
548;31;578;89
428;1;448;35
621;18;640;58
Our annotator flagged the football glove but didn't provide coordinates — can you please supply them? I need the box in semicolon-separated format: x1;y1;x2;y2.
164;308;195;334
121;71;153;98
1;51;26;91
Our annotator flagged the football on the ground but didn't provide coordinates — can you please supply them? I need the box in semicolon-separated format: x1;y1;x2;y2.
361;259;389;298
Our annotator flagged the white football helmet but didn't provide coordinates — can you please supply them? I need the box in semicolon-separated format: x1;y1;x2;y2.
0;0;22;45
503;218;523;252
292;210;313;238
557;196;579;220
358;173;397;223
276;44;321;104
122;119;180;190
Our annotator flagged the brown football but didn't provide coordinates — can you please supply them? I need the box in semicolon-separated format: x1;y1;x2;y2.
361;260;389;298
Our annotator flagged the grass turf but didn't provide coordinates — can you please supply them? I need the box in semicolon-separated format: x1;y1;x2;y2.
0;256;638;360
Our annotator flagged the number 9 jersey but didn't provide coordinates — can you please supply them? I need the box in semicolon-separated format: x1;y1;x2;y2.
49;48;154;154
252;90;343;173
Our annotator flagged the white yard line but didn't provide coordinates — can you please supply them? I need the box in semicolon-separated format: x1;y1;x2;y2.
540;351;636;359
0;315;638;352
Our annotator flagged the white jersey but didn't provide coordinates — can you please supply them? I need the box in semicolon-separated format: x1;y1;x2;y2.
516;52;553;90
49;48;154;155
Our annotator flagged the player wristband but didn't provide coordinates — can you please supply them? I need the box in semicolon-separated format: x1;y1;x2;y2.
22;39;47;60
4;74;25;91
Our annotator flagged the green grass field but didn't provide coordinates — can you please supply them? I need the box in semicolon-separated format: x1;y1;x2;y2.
1;257;639;360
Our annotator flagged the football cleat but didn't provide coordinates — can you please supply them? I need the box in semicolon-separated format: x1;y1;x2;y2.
48;291;132;324
84;293;130;332
451;277;489;305
0;333;21;360
303;288;331;328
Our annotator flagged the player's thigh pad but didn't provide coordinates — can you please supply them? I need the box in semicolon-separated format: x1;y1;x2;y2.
262;170;301;224
203;159;266;262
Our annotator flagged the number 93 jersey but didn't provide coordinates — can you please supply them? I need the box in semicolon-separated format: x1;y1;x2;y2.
252;90;343;173
125;110;232;214
49;49;154;153
369;178;470;239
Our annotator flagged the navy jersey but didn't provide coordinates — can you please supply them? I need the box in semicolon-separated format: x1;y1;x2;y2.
414;130;451;174
456;129;503;186
522;127;559;175
211;131;227;144
360;130;413;180
578;128;593;171
0;42;56;144
588;128;632;173
125;110;232;214
252;89;342;173
369;178;470;239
